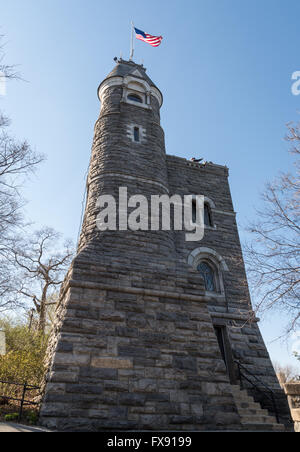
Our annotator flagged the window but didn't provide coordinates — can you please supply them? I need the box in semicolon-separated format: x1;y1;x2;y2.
192;200;197;223
127;93;143;103
134;127;140;142
213;325;236;384
188;247;228;296
192;201;213;227
204;203;213;227
197;261;216;292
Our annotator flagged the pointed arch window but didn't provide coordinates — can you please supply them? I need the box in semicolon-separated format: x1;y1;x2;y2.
191;200;214;227
197;261;216;292
204;203;213;227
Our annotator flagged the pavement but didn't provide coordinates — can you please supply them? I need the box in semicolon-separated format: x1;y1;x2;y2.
0;422;51;432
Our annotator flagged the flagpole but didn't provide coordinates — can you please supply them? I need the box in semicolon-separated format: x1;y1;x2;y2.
129;21;134;61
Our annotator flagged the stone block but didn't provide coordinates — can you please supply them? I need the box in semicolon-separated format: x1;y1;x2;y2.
173;356;197;372
40;403;67;417
191;404;204;417
56;342;73;353
170;416;194;424
79;366;118;380
66;384;103;394
119;345;160;359
91;357;132;369
156;403;181;414
54;352;90;366
45;383;66;394
119;393;146;406
132;378;157;393
104;380;129;392
99;310;125;322
88;409;109;419
49;371;78;383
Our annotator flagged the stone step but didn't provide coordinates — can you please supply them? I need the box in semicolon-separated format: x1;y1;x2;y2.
231;384;286;431
234;396;263;406
242;423;286;432
241;415;278;424
235;396;261;405
237;408;269;417
235;401;266;411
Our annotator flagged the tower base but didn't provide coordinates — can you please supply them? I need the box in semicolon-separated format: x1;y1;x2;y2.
40;256;242;432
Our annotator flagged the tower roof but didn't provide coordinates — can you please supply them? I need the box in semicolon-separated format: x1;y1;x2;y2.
105;59;158;88
98;58;163;107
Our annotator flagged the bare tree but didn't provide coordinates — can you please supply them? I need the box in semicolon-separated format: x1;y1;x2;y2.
13;228;74;334
0;35;44;312
245;121;300;332
0;35;20;81
273;362;299;387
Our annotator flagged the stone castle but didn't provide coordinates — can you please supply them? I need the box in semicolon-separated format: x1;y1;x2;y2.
39;59;292;431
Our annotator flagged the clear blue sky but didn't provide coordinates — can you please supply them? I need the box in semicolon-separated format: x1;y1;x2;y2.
1;0;299;370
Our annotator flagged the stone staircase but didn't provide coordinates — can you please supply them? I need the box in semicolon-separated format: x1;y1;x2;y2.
231;385;286;432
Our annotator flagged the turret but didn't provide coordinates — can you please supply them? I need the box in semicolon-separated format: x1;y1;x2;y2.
78;59;175;266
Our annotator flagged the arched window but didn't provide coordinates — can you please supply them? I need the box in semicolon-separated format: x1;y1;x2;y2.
197;261;216;292
127;93;143;103
134;127;140;142
204;203;213;227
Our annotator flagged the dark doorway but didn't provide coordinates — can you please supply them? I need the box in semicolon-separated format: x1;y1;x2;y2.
214;325;236;384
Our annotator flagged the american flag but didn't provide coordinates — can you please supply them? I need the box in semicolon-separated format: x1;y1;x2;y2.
134;27;163;48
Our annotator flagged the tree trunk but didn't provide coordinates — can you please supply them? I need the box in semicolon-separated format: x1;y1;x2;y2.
38;285;49;334
38;301;46;334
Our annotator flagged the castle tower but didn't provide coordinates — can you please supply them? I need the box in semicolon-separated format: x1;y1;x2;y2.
40;60;292;432
78;59;176;265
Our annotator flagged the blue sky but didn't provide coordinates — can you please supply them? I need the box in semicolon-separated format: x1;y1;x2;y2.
1;0;300;370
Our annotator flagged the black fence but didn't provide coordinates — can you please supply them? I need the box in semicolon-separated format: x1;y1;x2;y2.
0;380;40;422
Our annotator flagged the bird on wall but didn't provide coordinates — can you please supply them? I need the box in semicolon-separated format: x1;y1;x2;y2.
190;157;203;163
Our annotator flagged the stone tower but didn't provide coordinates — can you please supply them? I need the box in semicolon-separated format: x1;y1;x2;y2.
40;59;292;431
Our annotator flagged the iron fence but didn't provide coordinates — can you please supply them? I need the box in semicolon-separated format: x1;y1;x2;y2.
0;380;40;422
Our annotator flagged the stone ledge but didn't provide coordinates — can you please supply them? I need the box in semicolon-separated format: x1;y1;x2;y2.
66;278;208;303
58;278;257;323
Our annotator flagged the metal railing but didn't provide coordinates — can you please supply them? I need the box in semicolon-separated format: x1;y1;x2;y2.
235;360;280;424
0;380;40;423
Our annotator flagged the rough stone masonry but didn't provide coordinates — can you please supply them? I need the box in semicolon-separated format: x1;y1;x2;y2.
39;59;292;431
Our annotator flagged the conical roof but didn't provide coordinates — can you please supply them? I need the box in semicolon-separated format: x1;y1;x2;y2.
102;59;159;89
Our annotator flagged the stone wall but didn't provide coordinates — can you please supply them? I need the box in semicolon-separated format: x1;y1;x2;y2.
284;383;300;432
166;155;292;424
40;260;241;431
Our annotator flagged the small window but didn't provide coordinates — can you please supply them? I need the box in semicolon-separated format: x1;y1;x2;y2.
134;127;140;142
127;93;143;103
192;201;197;223
204;203;213;227
197;261;216;292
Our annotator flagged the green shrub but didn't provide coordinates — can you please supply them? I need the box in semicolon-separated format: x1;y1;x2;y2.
26;410;38;425
4;413;19;422
0;318;49;397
